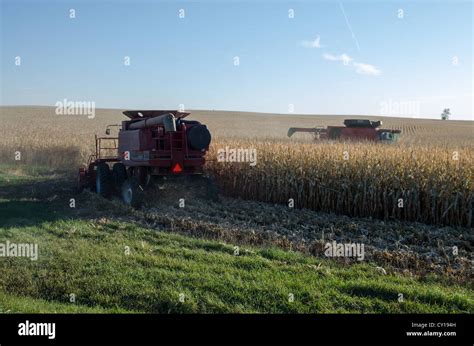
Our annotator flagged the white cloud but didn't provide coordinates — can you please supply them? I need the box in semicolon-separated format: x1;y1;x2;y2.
301;35;322;48
353;62;381;76
322;52;381;76
322;53;353;65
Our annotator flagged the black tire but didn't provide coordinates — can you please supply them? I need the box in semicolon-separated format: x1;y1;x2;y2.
96;163;112;197
121;177;145;208
112;163;127;190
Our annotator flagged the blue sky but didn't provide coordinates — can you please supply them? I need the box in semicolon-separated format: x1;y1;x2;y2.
1;0;472;120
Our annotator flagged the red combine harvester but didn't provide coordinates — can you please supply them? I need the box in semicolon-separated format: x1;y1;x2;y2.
78;110;213;207
288;119;401;142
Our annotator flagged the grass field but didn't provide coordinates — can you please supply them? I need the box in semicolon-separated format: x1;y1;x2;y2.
0;172;472;313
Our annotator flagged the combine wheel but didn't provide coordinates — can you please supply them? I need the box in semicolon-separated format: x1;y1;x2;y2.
96;163;112;197
121;176;145;208
136;167;152;187
112;163;127;191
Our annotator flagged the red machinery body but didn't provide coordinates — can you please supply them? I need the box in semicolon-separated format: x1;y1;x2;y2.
118;110;208;175
78;110;213;207
288;119;401;142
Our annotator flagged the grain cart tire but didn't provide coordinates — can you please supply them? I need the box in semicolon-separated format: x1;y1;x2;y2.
121;176;145;208
96;163;112;197
112;163;127;191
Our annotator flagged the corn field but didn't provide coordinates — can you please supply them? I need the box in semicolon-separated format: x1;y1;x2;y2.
207;139;473;227
1;107;472;227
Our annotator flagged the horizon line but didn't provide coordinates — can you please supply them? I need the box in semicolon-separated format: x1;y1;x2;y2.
0;104;472;122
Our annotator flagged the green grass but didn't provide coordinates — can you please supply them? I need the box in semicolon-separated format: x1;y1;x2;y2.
0;169;472;313
0;218;472;313
0;291;128;313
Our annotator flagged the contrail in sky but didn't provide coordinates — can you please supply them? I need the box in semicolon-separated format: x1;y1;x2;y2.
339;2;361;52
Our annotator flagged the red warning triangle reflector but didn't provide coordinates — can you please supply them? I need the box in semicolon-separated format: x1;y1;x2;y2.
172;163;183;174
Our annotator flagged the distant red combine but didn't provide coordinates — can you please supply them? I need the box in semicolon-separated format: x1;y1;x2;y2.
78;110;213;207
288;119;401;142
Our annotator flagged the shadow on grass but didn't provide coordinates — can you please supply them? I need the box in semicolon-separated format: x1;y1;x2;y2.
342;283;398;302
0;174;74;199
0;174;76;228
341;283;471;312
0;200;67;228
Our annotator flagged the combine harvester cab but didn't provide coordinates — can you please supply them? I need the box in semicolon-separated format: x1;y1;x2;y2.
288;119;401;143
78;110;214;207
